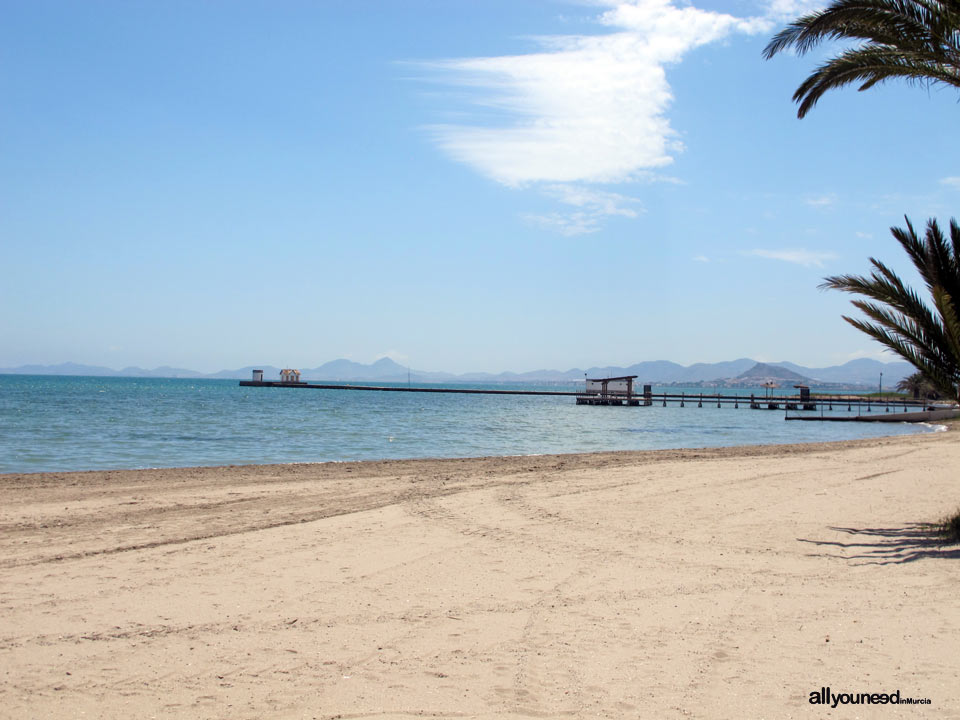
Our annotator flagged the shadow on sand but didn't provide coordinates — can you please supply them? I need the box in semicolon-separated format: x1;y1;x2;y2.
798;524;960;565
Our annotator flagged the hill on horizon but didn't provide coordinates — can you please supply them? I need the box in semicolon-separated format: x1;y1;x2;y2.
0;356;915;387
734;362;811;385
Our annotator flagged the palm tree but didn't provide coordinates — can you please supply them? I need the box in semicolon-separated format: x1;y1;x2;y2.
763;0;960;118
820;216;960;401
896;370;941;398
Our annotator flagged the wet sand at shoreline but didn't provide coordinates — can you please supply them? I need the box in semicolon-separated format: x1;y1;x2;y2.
2;433;958;718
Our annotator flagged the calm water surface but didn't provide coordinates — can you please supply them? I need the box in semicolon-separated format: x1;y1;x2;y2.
0;375;937;473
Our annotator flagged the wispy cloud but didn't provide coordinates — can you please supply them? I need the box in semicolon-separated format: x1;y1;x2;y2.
940;177;960;190
765;0;828;22
805;193;837;207
416;0;814;233
424;1;770;187
524;184;644;235
523;211;602;236
693;254;710;263
545;184;642;215
855;231;872;239
746;248;838;268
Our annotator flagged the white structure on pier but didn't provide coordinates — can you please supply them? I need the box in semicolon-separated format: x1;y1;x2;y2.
579;375;644;405
279;368;302;384
585;376;636;396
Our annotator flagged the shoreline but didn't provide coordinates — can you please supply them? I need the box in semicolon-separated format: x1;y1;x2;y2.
2;431;958;717
0;420;948;479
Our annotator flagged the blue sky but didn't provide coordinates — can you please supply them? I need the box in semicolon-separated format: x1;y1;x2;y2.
3;0;960;374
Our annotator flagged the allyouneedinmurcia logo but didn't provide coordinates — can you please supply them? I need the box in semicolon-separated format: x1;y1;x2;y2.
809;687;931;707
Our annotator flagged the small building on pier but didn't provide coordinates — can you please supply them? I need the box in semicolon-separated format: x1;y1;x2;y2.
579;375;649;406
794;384;816;411
279;368;302;384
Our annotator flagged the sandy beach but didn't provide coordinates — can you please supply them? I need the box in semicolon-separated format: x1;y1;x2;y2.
2;432;959;719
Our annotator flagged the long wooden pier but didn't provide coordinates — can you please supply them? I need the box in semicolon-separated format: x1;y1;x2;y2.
239;381;578;396
239;380;937;416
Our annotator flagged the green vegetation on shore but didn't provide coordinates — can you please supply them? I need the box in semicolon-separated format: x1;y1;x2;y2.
936;509;960;545
859;392;909;400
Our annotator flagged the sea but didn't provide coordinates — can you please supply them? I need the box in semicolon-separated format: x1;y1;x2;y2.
0;374;940;474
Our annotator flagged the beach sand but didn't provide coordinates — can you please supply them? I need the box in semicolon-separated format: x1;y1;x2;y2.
1;433;958;719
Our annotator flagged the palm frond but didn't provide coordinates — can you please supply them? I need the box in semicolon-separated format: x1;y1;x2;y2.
821;262;942;336
932;285;960;367
764;0;960;116
793;47;960;116
843;315;958;395
763;0;947;58
950;218;960;269
823;215;960;400
848;299;946;364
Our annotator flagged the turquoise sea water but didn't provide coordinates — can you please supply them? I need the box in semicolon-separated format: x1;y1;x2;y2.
0;374;937;474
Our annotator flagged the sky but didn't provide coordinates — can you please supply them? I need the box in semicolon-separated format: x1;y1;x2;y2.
4;0;960;374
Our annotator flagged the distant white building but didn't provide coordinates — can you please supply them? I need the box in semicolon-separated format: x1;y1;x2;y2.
279;368;302;384
577;375;646;405
585;375;637;396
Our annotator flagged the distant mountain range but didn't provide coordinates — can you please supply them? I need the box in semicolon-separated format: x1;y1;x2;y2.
0;356;914;388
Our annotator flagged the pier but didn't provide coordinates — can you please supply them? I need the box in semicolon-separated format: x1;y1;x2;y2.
238;375;945;418
239;380;578;396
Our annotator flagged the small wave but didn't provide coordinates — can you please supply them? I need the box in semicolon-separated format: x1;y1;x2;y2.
919;422;948;433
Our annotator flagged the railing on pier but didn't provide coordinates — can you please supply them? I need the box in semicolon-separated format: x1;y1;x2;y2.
575;390;930;414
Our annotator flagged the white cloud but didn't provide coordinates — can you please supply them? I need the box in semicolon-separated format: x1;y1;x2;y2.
542;184;642;217
805;193;837;207
746;248;838;267
523;211;602;236
417;0;817;234
855;231;872;239
523;184;644;235
764;0;826;22
423;0;773;187
940;177;960;189
693;254;710;262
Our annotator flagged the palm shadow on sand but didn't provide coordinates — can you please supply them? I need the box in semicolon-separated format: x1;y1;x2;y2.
797;524;960;565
